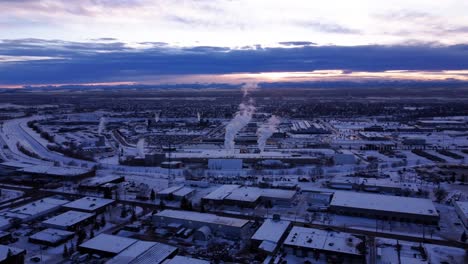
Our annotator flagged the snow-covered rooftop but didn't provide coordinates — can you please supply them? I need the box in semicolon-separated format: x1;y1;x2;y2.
156;209;249;228
0;245;25;261
284;226;363;256
63;196;114;212
202;184;240;201
79;234;137;254
455;201;468;219
330;191;438;217
1;197;68;220
158;185;184;195
42;210;94;228
251;219;291;244
29;228;74;244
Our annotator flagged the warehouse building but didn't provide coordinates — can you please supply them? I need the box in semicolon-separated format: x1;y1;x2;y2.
0;197;68;223
283;226;364;262
0;245;26;264
329;191;439;224
203;185;296;208
454;201;468;228
63;196;114;213
154;209;250;239
42;210;95;231
79;234;177;262
29;228;74;246
251;219;291;254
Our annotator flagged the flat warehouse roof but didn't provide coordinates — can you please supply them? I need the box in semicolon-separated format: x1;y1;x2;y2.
79;234;137;254
29;228;74;243
156;209;249;228
330;191;438;217
64;196;114;211
284;226;363;256
251;219;291;243
43;210;94;227
202;184;240;201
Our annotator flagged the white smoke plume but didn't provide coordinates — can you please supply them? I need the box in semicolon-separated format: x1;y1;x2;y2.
224;83;258;151
257;115;281;152
98;117;106;135
197;112;201;122
241;82;258;97
154;112;160;123
137;138;145;158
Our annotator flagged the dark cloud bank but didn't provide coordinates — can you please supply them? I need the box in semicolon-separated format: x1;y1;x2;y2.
1;39;468;87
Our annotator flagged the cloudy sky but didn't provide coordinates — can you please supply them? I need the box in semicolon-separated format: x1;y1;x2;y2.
1;0;468;87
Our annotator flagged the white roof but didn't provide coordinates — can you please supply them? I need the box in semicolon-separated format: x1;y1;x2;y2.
284;226;363;256
64;196;114;212
203;184;240;201
80;234;137;254
156;209;249;228
2;197;68;219
107;241;156;263
455;201;468;218
158;186;184;195
29;228;74;243
164;256;210;264
330;191;438;217
126;242;177;264
173;187;194;197
43;210;94;228
251;219;291;243
0;245;25;261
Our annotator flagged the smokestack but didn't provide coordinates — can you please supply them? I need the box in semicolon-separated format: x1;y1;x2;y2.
224;83;258;151
137;138;145;158
98;117;106;135
257;115;280;152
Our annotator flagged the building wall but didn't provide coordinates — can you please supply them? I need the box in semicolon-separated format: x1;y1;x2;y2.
154;215;249;239
329;205;439;224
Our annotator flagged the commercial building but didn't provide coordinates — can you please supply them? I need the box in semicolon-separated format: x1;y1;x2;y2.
42;210;95;230
154;210;250;239
63;196;114;213
29;228;75;246
454;201;468;227
283;226;364;261
0;245;26;264
79;234;177;262
202;185;296;207
251;219;291;254
17;165;95;181
0;197;68;223
329;191;439;224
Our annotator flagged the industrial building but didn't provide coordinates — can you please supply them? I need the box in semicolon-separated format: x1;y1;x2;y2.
79;234;178;262
202;185;296;207
63;196;114;213
329;191;439;224
29;228;75;246
283;226;365;261
42;210;95;230
0;245;26;264
154;209;251;239
454;201;468;227
0;197;68;224
251;219;291;254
